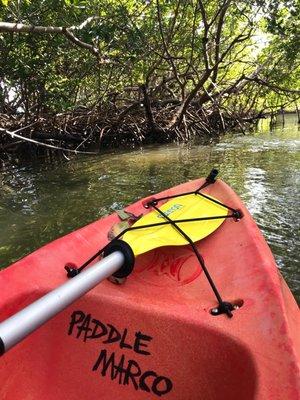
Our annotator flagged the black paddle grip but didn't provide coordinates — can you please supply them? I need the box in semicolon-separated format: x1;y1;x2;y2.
103;240;135;278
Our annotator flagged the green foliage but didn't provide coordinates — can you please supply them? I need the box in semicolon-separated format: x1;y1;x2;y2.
0;0;299;118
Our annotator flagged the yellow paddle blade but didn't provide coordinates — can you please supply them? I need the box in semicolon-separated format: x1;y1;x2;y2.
122;194;228;256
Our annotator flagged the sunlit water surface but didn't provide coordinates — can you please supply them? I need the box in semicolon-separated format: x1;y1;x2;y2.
0;114;299;301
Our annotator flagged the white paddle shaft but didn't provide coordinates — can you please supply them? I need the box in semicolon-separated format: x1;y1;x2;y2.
0;251;124;355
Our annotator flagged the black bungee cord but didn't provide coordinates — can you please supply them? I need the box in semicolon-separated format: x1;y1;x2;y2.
65;169;243;318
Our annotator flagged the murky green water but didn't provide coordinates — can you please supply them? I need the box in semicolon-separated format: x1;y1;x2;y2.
0;114;299;301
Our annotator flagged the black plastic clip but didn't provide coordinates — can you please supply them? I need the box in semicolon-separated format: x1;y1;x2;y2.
64;263;80;278
210;301;235;318
233;209;243;221
143;197;158;209
206;169;219;184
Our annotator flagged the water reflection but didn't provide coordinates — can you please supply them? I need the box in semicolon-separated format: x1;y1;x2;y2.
244;167;267;216
0;114;299;301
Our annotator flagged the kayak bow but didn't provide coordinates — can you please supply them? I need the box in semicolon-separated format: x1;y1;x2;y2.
0;172;299;400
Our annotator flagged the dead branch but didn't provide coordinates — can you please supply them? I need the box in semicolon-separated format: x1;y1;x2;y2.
0;128;98;154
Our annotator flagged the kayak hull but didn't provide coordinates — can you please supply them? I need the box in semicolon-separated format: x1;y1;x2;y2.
0;178;299;399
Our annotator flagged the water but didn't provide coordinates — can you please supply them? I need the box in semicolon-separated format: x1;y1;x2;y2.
0;114;299;301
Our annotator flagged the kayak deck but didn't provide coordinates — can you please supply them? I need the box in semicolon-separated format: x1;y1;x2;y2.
0;178;299;399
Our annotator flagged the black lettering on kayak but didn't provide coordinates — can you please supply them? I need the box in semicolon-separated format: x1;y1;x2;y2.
69;312;94;342
68;310;151;355
68;310;85;337
152;375;173;397
103;323;122;345
92;348;115;376
120;328;133;350
139;370;157;393
69;310;173;396
79;313;93;342
134;331;152;356
123;358;141;390
86;318;108;340
92;349;173;397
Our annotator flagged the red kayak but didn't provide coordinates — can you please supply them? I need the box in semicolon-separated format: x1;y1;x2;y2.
0;172;299;399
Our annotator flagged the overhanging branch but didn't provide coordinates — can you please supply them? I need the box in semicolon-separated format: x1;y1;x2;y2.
0;21;113;64
244;76;300;95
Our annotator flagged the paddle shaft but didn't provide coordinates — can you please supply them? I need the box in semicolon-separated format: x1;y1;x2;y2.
0;251;124;356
